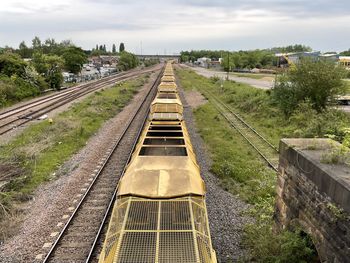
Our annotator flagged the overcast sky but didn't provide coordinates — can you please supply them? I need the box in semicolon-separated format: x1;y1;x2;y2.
1;0;349;54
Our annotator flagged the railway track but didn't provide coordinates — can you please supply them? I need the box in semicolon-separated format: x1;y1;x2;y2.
40;67;163;263
0;66;160;136
201;88;279;171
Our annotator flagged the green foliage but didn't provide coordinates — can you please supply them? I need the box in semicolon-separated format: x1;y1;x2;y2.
0;75;41;107
222;50;276;70
175;68;349;261
119;42;125;52
112;43;117;53
31;52;64;90
18;41;32;58
62;46;87;74
118;51;139;70
0;53;28;77
272;59;347;116
340;49;350;56
243;225;318;263
0;76;147;212
271;44;312;53
321;144;350;165
0;53;47;107
180;50;223;62
143;59;159;67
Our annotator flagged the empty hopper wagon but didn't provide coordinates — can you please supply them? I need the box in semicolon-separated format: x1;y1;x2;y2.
98;62;217;263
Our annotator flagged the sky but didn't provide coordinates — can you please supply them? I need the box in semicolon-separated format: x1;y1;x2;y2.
0;0;349;54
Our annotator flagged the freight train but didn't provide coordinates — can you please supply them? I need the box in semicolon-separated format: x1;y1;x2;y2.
98;62;217;263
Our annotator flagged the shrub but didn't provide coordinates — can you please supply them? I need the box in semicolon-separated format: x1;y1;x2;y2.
272;59;347;116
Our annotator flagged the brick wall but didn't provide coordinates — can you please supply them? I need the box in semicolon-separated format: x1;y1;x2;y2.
275;138;350;262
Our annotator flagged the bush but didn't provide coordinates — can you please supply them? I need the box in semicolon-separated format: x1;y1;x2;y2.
0;74;41;107
272;59;347;116
243;224;318;263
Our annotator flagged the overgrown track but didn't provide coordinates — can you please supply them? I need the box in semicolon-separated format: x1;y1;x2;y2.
202;88;279;171
0;66;160;136
41;67;164;263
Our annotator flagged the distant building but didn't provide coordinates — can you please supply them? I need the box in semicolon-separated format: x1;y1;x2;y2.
275;51;348;68
208;60;221;70
88;55;119;68
319;53;339;62
194;57;211;68
339;56;350;69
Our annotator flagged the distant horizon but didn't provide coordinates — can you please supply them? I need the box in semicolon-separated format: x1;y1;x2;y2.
1;0;349;54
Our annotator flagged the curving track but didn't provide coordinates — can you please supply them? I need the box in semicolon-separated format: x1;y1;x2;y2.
0;66;160;136
199;88;279;171
41;66;164;263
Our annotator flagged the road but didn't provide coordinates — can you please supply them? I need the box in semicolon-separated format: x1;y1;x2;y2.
183;65;274;89
181;65;350;113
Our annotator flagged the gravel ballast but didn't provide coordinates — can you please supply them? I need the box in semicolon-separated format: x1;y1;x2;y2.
177;79;250;262
0;71;160;263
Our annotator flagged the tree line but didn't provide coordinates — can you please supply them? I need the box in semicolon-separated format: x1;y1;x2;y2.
90;42;125;56
180;45;350;70
0;37;138;107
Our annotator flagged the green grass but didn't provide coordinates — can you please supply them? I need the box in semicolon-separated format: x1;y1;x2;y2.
344;80;350;94
176;68;327;262
0;75;148;207
231;72;275;80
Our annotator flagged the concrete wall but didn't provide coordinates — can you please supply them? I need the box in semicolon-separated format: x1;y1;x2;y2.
275;138;350;262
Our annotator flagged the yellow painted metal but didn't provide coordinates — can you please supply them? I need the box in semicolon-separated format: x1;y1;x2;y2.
117;120;204;198
117;156;205;198
161;75;175;82
98;196;217;263
158;83;178;93
98;62;217;263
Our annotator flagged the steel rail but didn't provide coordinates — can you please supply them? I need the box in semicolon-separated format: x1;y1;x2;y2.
42;66;164;263
85;69;163;263
202;88;279;171
0;67;159;135
0;65;157;119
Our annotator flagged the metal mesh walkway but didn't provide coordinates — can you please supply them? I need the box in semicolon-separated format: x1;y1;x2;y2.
100;196;216;263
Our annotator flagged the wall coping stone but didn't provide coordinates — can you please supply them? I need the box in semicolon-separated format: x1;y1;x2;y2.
280;138;350;213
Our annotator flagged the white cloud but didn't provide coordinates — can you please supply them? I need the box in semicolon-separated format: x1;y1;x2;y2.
0;0;349;53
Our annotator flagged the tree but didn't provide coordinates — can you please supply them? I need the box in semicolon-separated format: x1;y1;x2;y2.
0;53;28;77
18;41;32;58
118;51;138;70
32;36;42;50
221;53;235;71
43;38;58;54
96;44;98;51
62;46;87;74
119;42;125;52
31;53;64;90
340;49;350;56
99;45;103;51
272;58;347;116
112;44;116;53
103;44;106;52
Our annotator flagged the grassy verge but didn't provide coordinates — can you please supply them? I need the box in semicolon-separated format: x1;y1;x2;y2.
0;75;149;240
231;72;275;80
175;68;343;262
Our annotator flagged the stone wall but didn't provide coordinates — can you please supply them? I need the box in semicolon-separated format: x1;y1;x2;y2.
275;138;350;262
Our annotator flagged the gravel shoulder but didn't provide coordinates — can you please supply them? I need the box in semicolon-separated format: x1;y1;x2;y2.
176;78;250;262
0;71;159;263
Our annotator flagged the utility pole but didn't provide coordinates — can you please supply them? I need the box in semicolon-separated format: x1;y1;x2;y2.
226;51;230;80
